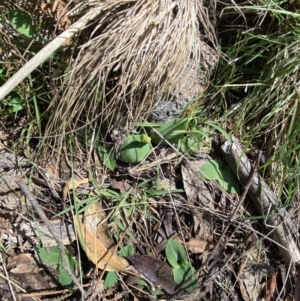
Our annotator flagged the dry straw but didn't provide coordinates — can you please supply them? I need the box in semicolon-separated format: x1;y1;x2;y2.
46;0;217;140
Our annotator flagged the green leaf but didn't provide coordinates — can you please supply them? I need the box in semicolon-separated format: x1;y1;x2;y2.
37;246;60;264
97;144;116;171
105;271;118;289
58;268;73;286
113;217;126;231
199;160;241;193
180;136;200;153
166;239;188;268
119;245;135;257
199;160;224;179
64;251;77;273
2;92;25;115
57;249;77;286
7;9;43;42
119;134;151;163
173;264;197;292
151;118;189;145
38;246;77;287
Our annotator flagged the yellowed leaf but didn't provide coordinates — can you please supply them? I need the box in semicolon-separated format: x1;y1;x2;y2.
62;177;89;201
74;202;137;275
83;202;114;249
74;218;129;272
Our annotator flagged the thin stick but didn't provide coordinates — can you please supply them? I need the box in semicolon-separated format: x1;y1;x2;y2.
17;180;85;297
1;255;18;301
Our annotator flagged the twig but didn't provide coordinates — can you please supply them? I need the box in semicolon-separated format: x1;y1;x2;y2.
1;254;18;301
17;180;85;297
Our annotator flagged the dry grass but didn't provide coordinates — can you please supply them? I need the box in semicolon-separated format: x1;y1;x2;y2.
45;0;218;142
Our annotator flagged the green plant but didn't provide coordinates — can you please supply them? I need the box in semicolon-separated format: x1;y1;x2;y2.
0;242;5;252
136;278;163;296
97;143;116;171
7;9;44;43
150;118;190;146
37;245;77;287
199;159;241;194
104;271;118;289
119;134;152;163
165;239;198;292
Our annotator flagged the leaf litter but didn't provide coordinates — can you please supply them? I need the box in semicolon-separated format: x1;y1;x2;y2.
1;134;300;301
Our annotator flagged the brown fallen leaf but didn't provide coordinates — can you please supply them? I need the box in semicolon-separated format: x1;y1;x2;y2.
110;180;131;193
126;255;178;295
75;219;130;273
260;271;278;301
7;253;40;274
74;202;137;275
185;238;213;254
83;201;114;249
239;271;261;301
266;271;278;301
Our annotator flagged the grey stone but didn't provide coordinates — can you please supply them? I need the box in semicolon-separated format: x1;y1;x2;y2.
150;42;219;123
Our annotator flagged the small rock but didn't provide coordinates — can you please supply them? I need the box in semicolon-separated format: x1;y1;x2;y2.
151;42;218;123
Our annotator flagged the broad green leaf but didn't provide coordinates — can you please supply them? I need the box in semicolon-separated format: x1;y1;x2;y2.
37;246;60;264
58;265;73;286
199;160;241;193
38;246;77;287
166;239;187;268
119;134;151;163
97;144;116;171
105;271;118;289
217;174;241;194
7;9;43;42
199;160;225;179
119;245;135;257
151;118;189;145
173;264;197;292
180;136;200;153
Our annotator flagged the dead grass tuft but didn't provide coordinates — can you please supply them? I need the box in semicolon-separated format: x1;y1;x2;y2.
45;0;218;141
